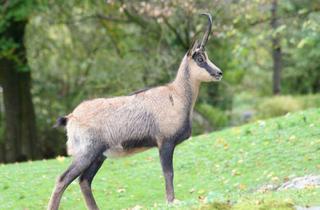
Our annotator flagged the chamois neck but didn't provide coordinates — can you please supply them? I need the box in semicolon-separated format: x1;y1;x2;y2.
172;55;201;110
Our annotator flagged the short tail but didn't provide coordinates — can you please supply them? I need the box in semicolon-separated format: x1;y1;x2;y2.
53;116;68;128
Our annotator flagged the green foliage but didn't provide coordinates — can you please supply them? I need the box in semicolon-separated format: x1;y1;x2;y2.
231;93;320;124
0;108;319;209
256;96;302;119
1;0;320;159
191;117;206;136
0;0;36;62
196;103;229;129
283;11;320;94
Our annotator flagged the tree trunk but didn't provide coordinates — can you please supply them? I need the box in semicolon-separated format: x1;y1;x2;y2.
0;14;39;163
0;59;38;162
0;94;5;162
0;60;20;162
19;70;38;160
271;0;282;95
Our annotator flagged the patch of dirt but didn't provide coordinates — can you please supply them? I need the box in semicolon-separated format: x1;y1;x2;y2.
278;175;320;190
257;175;320;193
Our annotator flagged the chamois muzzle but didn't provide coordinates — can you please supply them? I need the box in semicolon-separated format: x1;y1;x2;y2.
200;13;212;50
213;70;223;81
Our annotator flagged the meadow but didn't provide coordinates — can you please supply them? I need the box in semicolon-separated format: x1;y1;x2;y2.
0;108;319;210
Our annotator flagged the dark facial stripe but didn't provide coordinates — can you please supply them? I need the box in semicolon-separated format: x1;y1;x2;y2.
192;51;216;76
200;62;216;76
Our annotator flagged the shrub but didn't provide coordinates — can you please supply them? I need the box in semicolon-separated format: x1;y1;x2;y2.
196;103;229;130
297;94;320;109
191;117;206;136
256;96;302;119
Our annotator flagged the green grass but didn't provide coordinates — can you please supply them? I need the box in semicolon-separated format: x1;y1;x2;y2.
1;108;320;210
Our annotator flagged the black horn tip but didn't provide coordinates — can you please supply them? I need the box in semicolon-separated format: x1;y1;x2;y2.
199;13;213;49
200;13;212;23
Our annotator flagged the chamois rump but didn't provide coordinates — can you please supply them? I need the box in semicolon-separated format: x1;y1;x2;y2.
48;13;222;210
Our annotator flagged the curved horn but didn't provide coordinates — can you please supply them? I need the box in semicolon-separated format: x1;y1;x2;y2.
200;13;212;49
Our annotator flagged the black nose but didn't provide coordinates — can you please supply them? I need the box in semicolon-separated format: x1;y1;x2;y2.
218;71;223;76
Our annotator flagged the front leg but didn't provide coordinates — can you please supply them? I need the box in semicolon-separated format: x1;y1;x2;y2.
159;142;175;203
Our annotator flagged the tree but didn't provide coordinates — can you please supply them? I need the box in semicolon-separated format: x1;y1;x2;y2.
0;0;38;162
271;0;282;95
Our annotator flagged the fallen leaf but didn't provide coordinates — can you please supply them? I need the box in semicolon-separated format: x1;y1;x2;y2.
271;176;279;182
238;183;247;190
146;157;154;161
289;135;296;141
198;195;205;202
117;188;126;193
56;156;65;162
232;169;240;176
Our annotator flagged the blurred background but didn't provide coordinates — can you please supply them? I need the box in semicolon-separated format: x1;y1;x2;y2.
0;0;319;163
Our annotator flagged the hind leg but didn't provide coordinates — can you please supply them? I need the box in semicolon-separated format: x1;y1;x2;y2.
79;154;106;210
48;152;100;210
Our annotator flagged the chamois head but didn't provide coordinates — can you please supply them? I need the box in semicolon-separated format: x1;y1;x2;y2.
187;13;223;82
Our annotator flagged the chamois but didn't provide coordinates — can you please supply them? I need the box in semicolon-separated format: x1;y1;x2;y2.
48;13;222;210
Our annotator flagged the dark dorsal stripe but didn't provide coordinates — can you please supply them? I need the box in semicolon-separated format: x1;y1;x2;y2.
128;87;151;96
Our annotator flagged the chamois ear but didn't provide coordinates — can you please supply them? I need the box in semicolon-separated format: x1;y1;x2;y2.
187;39;200;57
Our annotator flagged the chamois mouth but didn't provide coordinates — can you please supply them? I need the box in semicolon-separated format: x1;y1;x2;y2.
215;75;222;81
210;73;223;81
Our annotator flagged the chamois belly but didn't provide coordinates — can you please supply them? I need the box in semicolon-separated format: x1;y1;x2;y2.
103;147;151;158
104;137;157;158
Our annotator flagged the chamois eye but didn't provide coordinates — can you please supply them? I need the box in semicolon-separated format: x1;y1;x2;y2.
197;56;204;63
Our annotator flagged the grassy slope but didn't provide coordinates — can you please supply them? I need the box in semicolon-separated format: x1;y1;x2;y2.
0;109;319;210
